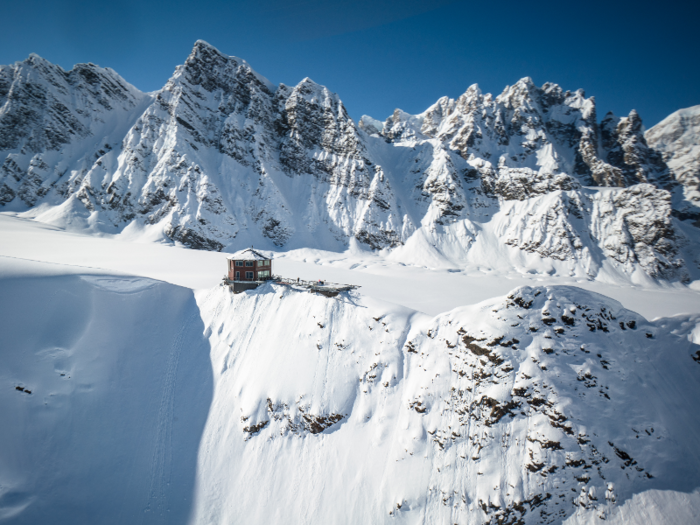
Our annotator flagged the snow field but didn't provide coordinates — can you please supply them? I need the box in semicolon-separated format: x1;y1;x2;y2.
2;213;700;321
0;270;213;524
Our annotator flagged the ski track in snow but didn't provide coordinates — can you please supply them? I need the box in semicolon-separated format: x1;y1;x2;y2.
144;285;217;522
144;309;188;521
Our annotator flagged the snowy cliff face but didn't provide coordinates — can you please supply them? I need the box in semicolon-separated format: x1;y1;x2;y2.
371;80;676;193
362;80;695;282
73;40;281;250
189;282;700;524
646;105;700;222
5;271;700;524
0;42;697;283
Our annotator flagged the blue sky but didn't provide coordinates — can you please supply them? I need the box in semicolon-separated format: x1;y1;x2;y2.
2;0;698;127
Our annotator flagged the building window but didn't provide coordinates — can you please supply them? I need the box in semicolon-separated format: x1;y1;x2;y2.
245;261;254;267
236;261;243;267
235;271;240;280
258;270;270;279
245;271;254;279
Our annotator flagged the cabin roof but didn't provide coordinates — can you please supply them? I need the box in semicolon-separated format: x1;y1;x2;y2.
226;248;271;261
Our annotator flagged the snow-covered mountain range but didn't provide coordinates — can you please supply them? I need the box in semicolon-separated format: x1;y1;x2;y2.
1;41;699;283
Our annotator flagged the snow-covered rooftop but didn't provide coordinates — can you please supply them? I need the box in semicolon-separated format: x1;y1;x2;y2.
226;248;271;261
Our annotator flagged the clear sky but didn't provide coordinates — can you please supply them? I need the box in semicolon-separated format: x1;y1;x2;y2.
2;0;698;127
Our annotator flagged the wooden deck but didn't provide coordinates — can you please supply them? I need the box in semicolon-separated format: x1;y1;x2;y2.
222;275;359;297
274;277;359;297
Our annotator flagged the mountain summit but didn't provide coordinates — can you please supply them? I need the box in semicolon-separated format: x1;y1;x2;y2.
1;42;698;283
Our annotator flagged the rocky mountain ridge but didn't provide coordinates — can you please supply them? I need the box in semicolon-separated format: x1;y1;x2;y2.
646;105;700;220
194;281;700;524
0;41;698;283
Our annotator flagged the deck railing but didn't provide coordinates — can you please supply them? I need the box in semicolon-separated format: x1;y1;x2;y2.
273;276;359;292
222;275;359;294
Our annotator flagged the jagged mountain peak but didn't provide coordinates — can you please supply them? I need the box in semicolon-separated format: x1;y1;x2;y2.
290;77;338;105
0;53;148;154
187;39;243;69
284;77;356;132
23;52;53;68
628;108;642;121
179;40;275;95
598;109;672;188
358;114;383;135
617;110;644;138
192;38;220;53
462;83;482;96
5;52;135;98
0;47;697;283
603;109;644;133
495;76;540;106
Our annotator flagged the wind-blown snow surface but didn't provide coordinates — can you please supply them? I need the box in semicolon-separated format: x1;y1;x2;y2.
2;255;700;524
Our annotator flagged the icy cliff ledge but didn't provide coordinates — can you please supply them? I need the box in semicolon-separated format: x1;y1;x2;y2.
191;282;700;524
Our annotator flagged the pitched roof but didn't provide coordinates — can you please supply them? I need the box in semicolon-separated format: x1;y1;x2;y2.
226;248;271;261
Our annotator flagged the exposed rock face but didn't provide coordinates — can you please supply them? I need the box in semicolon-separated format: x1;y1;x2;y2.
0;54;150;207
399;284;700;524
0;42;696;282
481;164;580;201
591;184;687;281
191;282;700;524
599;110;672;187
646;105;700;221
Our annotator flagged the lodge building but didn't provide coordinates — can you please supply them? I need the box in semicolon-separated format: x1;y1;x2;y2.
226;248;273;282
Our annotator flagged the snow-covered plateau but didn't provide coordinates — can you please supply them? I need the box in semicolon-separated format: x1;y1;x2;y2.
1;40;700;524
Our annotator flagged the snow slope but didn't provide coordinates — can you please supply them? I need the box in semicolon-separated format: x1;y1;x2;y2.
0;263;213;524
2;252;699;524
190;282;700;524
646;105;700;221
564;487;700;525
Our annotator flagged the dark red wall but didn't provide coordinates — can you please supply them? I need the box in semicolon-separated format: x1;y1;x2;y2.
227;259;272;281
